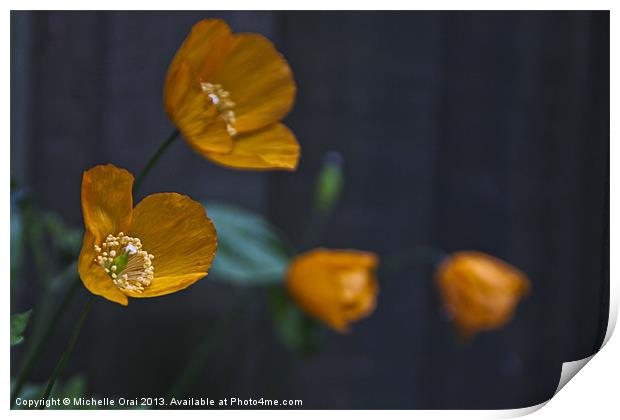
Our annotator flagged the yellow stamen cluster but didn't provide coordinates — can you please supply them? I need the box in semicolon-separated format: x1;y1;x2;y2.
93;232;154;293
201;82;237;136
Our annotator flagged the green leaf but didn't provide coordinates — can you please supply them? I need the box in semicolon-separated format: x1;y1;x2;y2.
10;310;32;346
204;202;293;285
270;286;320;356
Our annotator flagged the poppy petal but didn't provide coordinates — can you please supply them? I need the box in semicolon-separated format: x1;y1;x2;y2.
127;193;217;297
124;273;208;299
313;249;379;269
286;250;349;332
81;165;133;244
165;62;234;154
286;249;379;332
340;271;378;320
210;34;296;132
165;19;232;85
206;123;299;170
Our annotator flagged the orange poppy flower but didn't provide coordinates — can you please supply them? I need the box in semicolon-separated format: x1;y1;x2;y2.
436;251;530;338
78;165;217;305
286;249;379;333
164;19;299;170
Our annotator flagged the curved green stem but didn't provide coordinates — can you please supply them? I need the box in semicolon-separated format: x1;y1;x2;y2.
39;296;94;408
133;129;180;195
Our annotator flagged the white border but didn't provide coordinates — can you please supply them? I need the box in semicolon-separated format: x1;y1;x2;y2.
3;2;615;419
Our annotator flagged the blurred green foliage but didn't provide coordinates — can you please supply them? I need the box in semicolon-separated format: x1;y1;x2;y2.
10;181;83;285
204;202;293;285
270;287;320;357
202;201;321;356
40;212;83;262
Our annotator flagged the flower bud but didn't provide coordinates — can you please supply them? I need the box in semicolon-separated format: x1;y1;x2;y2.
286;248;379;333
314;152;344;214
436;251;530;338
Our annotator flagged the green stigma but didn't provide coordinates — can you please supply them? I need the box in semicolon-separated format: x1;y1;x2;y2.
111;252;129;274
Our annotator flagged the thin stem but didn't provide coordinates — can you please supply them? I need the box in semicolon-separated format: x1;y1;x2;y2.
39;295;94;408
10;270;80;407
133;129;180;195
168;294;249;398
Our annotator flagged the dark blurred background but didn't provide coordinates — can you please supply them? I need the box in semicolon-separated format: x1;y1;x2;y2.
10;11;609;409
